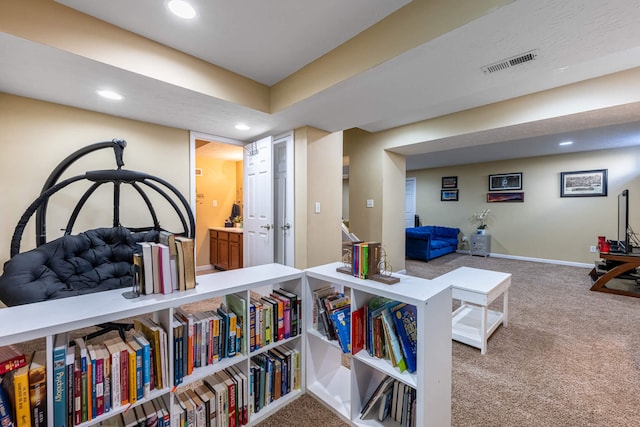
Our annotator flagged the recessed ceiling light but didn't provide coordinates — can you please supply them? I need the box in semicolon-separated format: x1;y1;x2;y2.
559;141;574;146
168;0;196;19
235;123;250;131
96;90;123;100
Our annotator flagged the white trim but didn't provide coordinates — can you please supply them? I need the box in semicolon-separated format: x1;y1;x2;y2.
488;253;593;268
196;264;215;272
455;250;592;268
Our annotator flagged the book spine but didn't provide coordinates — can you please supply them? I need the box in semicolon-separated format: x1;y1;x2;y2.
95;356;104;416
0;353;27;375
73;362;81;425
0;383;14;427
53;346;66;427
65;351;74;427
13;369;30;427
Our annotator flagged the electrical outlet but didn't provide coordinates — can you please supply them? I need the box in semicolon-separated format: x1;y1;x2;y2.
589;245;597;253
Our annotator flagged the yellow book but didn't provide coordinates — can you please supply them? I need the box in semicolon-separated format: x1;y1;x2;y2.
9;355;32;427
124;341;137;404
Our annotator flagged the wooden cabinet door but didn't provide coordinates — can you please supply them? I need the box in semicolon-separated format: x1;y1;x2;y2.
216;231;230;270
229;232;243;270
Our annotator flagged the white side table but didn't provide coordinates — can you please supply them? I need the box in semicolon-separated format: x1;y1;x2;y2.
434;266;511;354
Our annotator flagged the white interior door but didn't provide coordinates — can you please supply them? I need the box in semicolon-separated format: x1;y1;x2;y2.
273;133;294;266
405;177;416;228
243;136;274;267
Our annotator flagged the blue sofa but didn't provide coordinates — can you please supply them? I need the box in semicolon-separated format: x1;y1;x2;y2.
406;226;460;261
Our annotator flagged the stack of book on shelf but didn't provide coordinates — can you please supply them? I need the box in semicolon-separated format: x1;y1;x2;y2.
38;321;169;427
312;286;351;353
136;231;196;296
0;346;47;427
174;365;253;427
84;395;170;427
250;344;301;416
352;297;417;374
339;241;381;280
359;375;417;426
248;288;302;353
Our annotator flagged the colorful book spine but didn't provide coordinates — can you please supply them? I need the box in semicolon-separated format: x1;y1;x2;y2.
52;337;67;427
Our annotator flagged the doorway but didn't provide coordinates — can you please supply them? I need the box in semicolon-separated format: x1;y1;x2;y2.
405;177;416;228
190;131;244;270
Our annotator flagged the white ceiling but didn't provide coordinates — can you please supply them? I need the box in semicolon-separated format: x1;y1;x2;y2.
2;0;640;169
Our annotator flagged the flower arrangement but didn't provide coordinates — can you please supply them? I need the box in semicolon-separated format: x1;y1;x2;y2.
473;208;491;230
233;215;243;225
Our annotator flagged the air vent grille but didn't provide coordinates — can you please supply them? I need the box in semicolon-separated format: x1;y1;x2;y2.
482;49;538;74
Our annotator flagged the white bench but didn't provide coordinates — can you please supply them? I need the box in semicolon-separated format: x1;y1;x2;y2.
434;266;511;354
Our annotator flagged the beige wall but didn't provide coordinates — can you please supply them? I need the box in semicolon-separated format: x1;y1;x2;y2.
0;93;190;266
293;127;342;268
194;156;242;266
407;146;640;264
344;128;407;272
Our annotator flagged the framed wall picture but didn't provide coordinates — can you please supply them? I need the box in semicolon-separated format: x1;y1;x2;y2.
489;172;522;191
560;169;608;197
441;176;458;188
487;192;524;203
441;189;459;201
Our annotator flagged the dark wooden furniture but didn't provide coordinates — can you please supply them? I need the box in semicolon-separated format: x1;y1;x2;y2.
589;251;640;297
210;228;243;271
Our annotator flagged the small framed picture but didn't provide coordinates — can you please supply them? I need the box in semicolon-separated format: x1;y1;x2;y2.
487;192;524;203
560;169;608;197
441;176;458;189
489;172;522;191
441;189;459;201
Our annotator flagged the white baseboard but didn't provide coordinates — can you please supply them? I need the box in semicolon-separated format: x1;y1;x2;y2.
455;249;592;268
488;253;593;268
196;264;215;272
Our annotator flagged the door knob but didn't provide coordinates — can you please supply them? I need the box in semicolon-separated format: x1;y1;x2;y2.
280;223;291;230
261;224;272;230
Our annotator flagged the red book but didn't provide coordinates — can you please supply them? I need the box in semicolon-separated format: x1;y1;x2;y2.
351;306;366;355
74;359;82;425
0;344;27;375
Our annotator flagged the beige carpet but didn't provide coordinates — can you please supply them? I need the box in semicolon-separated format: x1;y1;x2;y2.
257;253;640;426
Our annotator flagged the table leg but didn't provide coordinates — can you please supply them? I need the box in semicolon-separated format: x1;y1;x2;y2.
481;305;488;355
503;288;509;327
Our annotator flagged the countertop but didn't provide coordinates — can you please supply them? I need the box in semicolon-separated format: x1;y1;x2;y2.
210;227;243;233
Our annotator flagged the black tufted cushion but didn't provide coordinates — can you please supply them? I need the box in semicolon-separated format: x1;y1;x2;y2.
0;226;159;306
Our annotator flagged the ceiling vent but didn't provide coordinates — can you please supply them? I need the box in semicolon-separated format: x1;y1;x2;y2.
482;49;539;74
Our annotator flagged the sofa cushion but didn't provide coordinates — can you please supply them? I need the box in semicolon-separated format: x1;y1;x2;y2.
0;226;158;306
429;239;451;250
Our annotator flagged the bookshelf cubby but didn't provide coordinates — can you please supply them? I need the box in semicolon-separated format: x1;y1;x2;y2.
0;263;304;427
304;262;452;426
0;262;451;427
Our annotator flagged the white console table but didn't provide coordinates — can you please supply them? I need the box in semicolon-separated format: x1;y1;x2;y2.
434;266;511;354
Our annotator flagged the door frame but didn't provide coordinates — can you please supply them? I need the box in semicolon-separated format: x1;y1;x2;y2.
189;131;245;270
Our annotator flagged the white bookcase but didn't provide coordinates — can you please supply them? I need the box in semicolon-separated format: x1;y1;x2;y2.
304;262;452;426
0;263;305;427
0;262;452;427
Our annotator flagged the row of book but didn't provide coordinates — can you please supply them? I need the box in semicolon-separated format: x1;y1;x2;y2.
356;296;417;374
250;344;301;415
313;288;417;373
89;396;171;427
176;367;249;427
47;316;170;427
0;346;47;427
359;376;417;426
351;241;382;279
134;232;196;296
170;289;302;386
312;286;351;353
